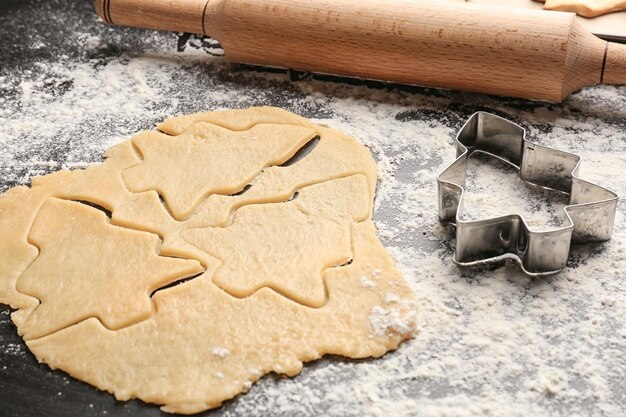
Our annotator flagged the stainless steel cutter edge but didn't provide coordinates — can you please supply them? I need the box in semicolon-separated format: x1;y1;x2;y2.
437;112;619;276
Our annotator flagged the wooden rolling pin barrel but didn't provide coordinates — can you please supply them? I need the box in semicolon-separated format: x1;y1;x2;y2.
95;0;626;101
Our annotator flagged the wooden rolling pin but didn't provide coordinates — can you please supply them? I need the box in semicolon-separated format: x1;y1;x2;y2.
95;0;626;101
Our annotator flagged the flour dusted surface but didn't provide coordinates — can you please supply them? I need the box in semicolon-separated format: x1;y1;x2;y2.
1;0;626;415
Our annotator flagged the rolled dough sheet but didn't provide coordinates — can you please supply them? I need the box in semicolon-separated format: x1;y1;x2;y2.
468;0;626;41
534;0;626;18
0;107;416;414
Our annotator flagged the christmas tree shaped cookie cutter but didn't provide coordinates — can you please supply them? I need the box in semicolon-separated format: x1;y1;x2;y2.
437;112;618;276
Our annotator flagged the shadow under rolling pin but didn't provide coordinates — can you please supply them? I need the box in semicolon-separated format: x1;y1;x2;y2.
95;0;626;102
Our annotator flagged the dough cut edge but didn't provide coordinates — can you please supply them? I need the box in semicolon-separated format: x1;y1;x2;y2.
27;321;414;416
157;106;317;135
24;217;416;415
4;106;417;414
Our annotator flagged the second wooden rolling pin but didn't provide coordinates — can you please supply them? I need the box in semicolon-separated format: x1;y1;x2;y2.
95;0;626;102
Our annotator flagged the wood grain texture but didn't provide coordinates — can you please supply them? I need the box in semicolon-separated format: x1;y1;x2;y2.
97;0;623;101
604;41;626;85
95;0;209;34
561;19;606;100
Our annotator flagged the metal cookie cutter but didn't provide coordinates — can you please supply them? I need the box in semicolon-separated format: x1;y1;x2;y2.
437;112;618;276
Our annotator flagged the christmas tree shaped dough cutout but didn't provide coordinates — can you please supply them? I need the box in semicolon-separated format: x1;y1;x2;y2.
123;122;317;219
0;107;416;414
182;175;370;307
17;198;204;340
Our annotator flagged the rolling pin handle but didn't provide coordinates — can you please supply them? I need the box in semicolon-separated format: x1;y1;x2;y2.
602;42;626;86
94;0;111;24
94;0;224;38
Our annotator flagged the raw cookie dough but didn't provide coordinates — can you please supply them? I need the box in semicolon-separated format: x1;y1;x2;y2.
0;107;416;414
533;0;626;17
123;123;317;220
183;175;371;308
17;198;203;340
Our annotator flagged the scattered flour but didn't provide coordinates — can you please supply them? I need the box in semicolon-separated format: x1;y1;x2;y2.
1;14;626;417
211;347;231;358
4;343;25;356
384;292;401;304
460;151;570;231
360;276;376;288
369;305;414;337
